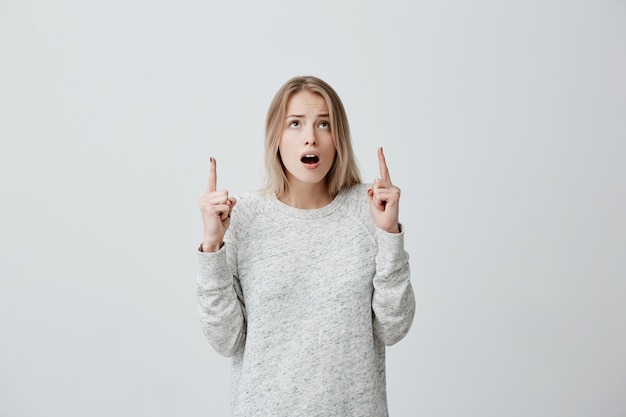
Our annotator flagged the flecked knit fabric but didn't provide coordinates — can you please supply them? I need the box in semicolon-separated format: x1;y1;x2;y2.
197;183;415;417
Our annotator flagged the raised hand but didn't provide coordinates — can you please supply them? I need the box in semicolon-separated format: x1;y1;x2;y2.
366;147;401;233
198;157;237;252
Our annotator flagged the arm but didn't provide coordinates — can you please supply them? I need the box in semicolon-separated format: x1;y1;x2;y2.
372;226;415;345
367;147;415;345
196;157;245;356
196;245;247;357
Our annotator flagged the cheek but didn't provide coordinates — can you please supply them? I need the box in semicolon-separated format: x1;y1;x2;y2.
277;141;296;166
325;134;337;152
278;141;292;158
319;130;333;143
277;134;289;153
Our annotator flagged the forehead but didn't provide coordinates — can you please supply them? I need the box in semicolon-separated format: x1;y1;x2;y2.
286;90;328;113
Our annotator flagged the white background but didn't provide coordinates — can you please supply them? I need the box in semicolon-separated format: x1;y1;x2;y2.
1;1;625;416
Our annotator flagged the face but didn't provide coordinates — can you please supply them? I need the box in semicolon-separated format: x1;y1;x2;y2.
279;90;336;189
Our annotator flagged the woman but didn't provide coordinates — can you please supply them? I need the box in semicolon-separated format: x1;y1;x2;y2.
197;76;415;416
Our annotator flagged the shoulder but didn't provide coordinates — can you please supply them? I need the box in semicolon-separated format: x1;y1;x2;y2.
342;183;369;201
338;183;375;230
228;190;274;240
339;183;369;210
232;190;273;221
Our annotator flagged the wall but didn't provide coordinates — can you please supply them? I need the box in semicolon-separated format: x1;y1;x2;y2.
1;1;625;416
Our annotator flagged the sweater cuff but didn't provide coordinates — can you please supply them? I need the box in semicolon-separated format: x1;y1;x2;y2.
375;223;407;262
376;222;405;243
196;244;230;288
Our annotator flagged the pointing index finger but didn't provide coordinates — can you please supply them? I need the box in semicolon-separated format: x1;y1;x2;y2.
378;147;391;183
206;157;217;193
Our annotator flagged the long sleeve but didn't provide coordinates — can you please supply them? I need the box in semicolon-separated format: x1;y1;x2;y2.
196;247;246;357
371;226;415;346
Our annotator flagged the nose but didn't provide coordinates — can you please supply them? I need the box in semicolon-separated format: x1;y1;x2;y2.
305;125;317;146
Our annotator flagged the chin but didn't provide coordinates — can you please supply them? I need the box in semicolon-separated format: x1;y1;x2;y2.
286;164;331;185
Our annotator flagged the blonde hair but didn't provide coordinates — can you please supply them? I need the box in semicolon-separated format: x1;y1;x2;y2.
263;75;361;197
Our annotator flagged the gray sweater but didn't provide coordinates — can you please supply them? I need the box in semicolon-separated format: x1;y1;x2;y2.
197;183;415;416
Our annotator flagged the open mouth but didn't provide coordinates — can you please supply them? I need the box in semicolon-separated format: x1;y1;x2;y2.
301;154;320;164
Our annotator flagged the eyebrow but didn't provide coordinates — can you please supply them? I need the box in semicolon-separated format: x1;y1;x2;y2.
286;113;330;118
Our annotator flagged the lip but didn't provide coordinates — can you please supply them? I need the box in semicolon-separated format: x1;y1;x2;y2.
299;151;321;169
299;150;320;160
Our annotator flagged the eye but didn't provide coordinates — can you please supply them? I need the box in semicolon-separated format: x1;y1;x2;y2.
289;120;300;128
319;120;330;129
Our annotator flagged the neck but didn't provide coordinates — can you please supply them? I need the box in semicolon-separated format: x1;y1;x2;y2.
279;182;332;209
